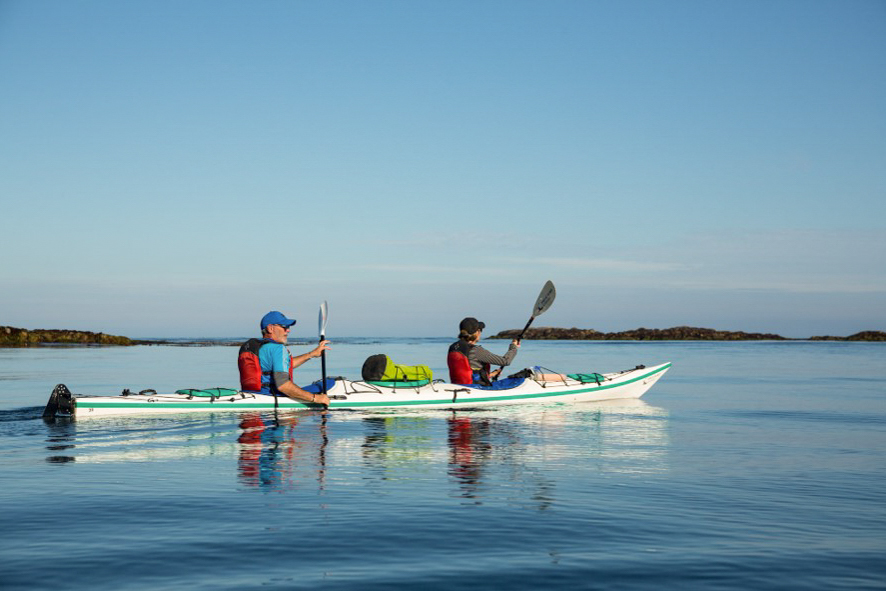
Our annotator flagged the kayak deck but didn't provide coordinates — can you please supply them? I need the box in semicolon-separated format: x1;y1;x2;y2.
43;362;671;418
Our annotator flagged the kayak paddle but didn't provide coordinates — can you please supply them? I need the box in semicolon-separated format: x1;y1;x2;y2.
516;280;556;342
319;300;328;398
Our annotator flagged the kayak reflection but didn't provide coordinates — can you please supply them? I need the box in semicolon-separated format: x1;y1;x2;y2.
348;400;669;505
43;416;77;464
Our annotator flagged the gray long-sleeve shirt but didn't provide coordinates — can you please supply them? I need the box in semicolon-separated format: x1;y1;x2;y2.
467;342;518;370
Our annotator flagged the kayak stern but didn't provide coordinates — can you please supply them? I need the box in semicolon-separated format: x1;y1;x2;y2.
43;384;75;418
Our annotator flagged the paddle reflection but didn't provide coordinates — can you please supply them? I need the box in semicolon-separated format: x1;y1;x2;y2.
237;412;328;492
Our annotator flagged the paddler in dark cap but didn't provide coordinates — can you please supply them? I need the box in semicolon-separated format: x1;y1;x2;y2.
447;317;520;385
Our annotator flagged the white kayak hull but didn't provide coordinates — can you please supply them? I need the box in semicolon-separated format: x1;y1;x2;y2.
46;362;671;418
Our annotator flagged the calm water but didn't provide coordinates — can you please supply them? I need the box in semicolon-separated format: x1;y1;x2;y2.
1;339;884;590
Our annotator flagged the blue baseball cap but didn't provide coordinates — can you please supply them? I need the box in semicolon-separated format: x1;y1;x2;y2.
260;311;297;331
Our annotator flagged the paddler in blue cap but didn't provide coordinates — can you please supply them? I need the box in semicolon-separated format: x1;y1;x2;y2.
237;311;331;407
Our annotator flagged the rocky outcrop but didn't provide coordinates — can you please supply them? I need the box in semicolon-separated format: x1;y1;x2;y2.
0;326;136;347
491;326;886;341
808;331;886;342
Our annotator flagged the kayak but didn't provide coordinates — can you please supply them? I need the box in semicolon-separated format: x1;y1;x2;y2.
43;362;671;418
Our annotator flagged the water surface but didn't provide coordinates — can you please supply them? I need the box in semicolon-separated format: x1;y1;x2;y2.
1;340;884;590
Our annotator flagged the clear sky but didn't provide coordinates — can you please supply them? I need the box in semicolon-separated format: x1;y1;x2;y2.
1;0;884;338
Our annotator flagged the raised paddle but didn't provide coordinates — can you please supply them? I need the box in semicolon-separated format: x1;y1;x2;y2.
516;280;557;342
318;300;329;399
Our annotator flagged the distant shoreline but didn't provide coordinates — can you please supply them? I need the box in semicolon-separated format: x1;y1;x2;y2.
1;326;137;347
0;326;233;347
2;325;885;347
490;326;886;342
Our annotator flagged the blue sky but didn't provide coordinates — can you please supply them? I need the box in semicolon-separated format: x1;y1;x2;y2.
1;0;884;338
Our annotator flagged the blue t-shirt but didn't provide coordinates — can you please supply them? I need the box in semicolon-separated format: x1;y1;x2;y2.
257;341;291;394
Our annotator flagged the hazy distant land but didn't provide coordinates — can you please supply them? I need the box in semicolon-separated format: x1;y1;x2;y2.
2;325;884;347
491;326;886;342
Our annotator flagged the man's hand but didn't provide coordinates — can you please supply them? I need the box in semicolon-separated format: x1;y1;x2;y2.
312;340;331;358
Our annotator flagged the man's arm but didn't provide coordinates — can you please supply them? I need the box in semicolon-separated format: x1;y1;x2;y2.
267;343;330;406
272;375;329;407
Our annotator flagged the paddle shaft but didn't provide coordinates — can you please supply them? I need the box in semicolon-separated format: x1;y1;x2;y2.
320;334;327;396
319;301;328;397
516;316;536;342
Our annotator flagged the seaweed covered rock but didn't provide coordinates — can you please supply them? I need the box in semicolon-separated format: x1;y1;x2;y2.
809;331;886;342
0;326;135;347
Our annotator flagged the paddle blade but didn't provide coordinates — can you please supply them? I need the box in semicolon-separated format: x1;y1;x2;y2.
533;280;556;317
517;281;557;342
319;300;329;339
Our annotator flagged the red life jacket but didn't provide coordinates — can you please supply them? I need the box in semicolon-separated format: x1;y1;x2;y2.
238;338;294;393
447;340;475;385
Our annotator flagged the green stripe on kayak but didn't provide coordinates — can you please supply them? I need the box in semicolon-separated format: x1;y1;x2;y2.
78;363;670;411
78;400;320;410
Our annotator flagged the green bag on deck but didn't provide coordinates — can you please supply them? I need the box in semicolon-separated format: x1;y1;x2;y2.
361;354;433;382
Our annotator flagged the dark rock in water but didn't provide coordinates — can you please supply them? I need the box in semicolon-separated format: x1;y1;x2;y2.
0;326;136;347
491;326;886;341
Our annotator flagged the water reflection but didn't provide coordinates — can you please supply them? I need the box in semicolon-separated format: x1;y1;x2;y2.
34;399;669;500
447;416;493;502
43;416;77;464
236;412;328;492
359;416;436;481
348;400;670;506
36;411;331;482
39;414;243;463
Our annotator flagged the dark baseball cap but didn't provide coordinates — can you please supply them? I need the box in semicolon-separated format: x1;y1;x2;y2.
459;317;485;333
